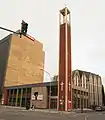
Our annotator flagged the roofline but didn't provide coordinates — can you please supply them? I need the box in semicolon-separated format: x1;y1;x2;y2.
6;81;58;89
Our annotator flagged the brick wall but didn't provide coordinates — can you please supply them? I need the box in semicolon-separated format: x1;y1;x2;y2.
4;34;45;87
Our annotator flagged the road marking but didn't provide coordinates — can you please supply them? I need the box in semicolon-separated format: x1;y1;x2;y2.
84;116;88;120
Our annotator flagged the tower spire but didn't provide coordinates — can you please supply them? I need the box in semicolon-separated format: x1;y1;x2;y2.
58;7;72;112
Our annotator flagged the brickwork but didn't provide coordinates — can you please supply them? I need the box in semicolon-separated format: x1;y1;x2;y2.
4;34;45;87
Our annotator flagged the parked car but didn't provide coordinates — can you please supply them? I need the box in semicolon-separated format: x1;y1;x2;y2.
101;106;105;111
95;106;105;111
95;106;102;111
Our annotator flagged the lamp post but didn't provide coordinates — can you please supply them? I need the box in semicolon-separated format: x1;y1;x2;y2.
40;68;52;111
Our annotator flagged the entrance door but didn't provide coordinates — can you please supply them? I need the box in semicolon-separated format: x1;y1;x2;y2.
50;98;57;109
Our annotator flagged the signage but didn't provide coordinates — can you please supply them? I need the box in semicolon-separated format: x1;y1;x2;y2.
32;95;35;100
69;82;71;91
37;95;43;100
60;82;64;91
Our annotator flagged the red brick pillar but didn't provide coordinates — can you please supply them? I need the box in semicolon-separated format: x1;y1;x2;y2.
4;88;8;105
58;7;72;111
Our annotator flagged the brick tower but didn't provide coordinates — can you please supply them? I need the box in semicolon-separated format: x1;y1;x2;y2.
58;7;72;111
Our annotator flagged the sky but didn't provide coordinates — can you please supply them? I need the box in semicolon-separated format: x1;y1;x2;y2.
0;0;105;84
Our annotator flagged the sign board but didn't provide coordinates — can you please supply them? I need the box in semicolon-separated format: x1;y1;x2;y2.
32;95;35;100
37;95;43;101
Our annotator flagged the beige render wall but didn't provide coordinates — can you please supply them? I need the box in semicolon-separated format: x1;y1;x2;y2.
31;86;48;109
4;34;45;87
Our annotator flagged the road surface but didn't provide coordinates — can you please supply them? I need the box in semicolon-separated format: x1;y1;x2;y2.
0;106;105;120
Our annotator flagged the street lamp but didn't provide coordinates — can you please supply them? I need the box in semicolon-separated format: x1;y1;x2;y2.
40;68;52;111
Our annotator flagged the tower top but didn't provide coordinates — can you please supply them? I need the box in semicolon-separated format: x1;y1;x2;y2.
60;7;70;16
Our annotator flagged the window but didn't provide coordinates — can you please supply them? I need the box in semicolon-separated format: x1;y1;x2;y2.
74;76;77;85
76;75;78;86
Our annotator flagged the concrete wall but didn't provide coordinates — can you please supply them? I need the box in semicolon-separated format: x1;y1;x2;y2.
4;34;45;87
31;86;48;109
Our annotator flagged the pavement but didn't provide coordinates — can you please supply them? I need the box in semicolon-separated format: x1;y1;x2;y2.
1;105;93;114
0;106;105;120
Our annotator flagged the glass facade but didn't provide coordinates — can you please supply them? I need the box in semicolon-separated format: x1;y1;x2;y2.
7;88;31;107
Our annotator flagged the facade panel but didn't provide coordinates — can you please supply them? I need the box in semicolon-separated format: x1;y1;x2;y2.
4;34;45;87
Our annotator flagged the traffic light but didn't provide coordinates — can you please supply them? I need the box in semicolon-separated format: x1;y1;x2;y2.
21;20;28;35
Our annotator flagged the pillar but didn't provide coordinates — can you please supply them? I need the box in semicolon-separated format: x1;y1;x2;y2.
76;90;78;109
4;88;8;105
25;88;27;106
86;99;88;108
80;91;81;109
83;92;84;108
11;89;14;106
20;88;23;107
15;89;19;106
8;90;11;105
58;7;72;112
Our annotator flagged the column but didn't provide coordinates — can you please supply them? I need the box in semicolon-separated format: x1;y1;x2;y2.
20;88;23;107
8;90;11;105
4;88;8;105
83;92;84;108
76;90;78;109
86;99;88;108
11;89;14;106
15;89;19;106
81;91;84;112
80;91;81;109
25;88;27;106
58;7;72;111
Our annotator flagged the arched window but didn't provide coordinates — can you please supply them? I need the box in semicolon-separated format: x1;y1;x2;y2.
74;75;76;86
76;75;78;86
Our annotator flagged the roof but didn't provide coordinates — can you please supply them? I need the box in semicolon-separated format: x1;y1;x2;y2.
14;30;38;42
6;81;58;89
26;34;36;41
60;7;70;16
76;69;101;80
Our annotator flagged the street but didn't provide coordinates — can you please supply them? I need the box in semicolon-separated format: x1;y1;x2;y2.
0;107;105;120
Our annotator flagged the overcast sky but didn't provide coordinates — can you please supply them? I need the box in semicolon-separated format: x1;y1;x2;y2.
0;0;105;84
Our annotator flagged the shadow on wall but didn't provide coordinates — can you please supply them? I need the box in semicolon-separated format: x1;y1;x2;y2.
0;34;12;99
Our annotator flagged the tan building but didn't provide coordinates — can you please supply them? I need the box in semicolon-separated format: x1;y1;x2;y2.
3;69;102;110
0;33;44;101
72;70;103;108
0;34;102;109
3;34;45;87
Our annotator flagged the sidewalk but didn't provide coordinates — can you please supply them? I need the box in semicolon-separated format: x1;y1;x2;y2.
72;108;94;113
0;105;75;114
1;105;93;114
